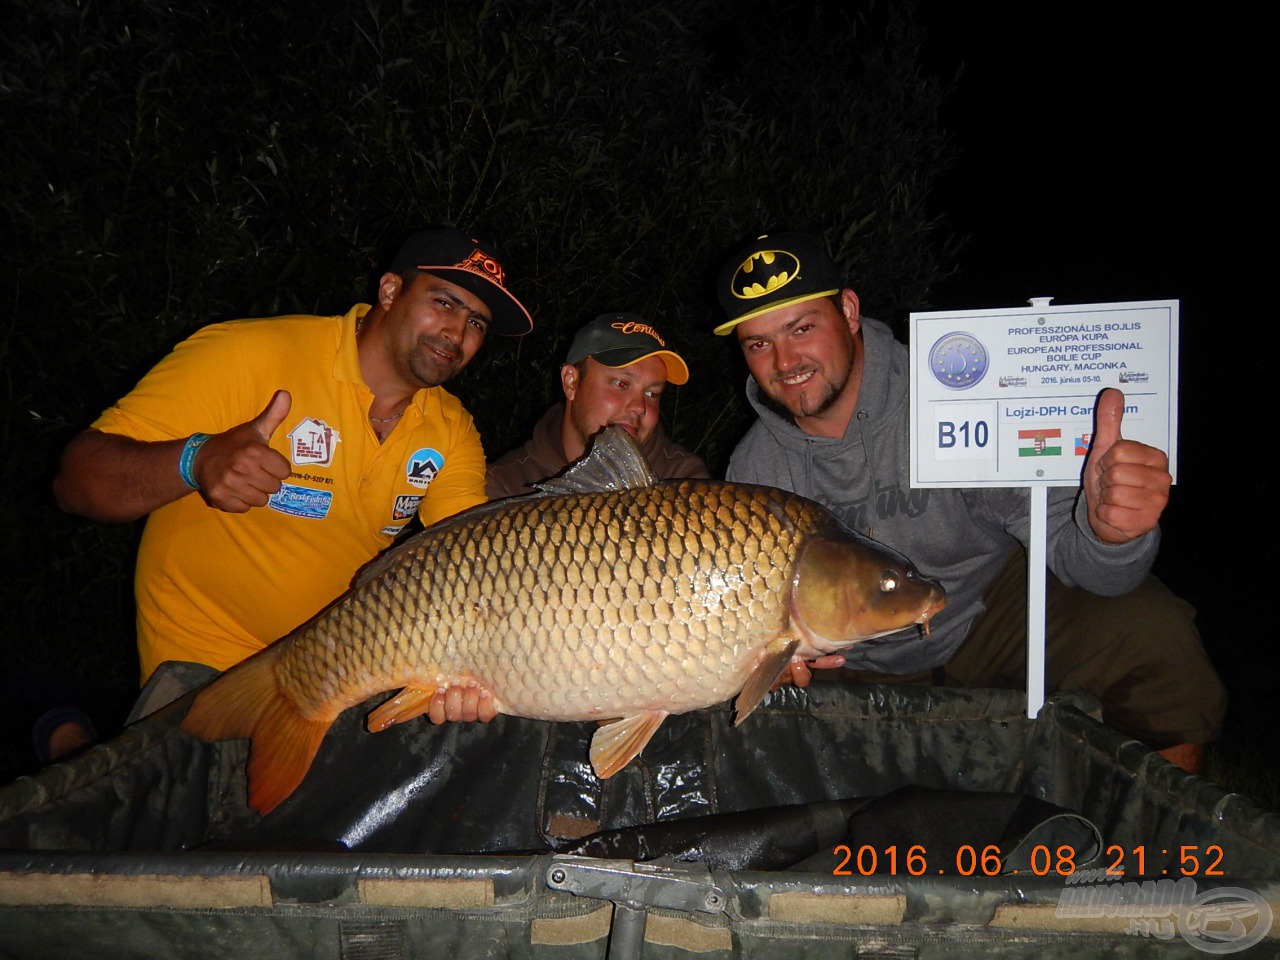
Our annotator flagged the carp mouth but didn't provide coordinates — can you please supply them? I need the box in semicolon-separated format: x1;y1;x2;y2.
916;591;947;636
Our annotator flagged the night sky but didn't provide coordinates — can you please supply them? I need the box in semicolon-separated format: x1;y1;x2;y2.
917;9;1270;729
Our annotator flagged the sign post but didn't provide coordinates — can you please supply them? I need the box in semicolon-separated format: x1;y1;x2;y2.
909;299;1179;717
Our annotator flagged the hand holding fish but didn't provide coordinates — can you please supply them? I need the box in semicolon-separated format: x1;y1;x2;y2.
772;654;848;690
193;390;294;514
1082;388;1171;545
428;681;499;724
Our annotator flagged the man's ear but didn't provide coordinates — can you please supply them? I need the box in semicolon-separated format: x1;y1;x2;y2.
560;364;577;401
840;288;861;335
378;272;404;308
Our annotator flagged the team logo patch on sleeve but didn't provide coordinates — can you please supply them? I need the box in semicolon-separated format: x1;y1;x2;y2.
288;418;340;466
392;494;423;521
268;483;334;519
406;448;444;489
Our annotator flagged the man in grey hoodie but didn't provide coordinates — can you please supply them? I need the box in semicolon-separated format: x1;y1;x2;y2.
715;232;1223;773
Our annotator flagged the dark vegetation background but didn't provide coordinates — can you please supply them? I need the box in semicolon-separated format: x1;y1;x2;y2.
1;0;1271;804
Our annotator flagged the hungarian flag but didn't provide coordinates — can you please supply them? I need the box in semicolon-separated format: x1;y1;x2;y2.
1018;428;1062;457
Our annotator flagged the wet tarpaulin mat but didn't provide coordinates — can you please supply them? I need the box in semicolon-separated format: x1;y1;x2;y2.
1;684;1278;958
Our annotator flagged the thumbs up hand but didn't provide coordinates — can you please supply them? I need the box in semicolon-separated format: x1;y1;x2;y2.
192;390;294;513
1082;388;1172;545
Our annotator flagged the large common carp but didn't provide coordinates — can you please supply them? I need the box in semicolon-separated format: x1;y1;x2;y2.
183;427;944;814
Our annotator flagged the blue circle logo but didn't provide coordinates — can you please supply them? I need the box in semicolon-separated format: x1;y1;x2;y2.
929;332;989;389
406;448;444;488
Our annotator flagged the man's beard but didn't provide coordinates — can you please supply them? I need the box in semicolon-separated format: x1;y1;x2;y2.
765;358;853;422
408;335;463;387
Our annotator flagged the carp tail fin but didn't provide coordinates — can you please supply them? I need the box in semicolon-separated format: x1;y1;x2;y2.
245;695;331;815
181;645;331;815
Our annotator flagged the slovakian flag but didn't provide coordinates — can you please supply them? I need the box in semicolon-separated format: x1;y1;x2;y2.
1018;428;1062;457
1075;433;1093;456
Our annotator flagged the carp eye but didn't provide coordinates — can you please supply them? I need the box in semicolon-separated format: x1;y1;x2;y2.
880;570;899;593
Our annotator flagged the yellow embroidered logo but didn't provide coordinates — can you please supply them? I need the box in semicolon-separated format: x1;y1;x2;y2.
611;320;666;346
731;249;802;301
452;248;507;287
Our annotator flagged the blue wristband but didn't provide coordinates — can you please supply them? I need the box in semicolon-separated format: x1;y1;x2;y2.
179;433;212;490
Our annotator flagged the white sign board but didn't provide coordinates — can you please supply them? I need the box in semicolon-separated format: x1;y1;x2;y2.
908;298;1179;718
909;300;1179;488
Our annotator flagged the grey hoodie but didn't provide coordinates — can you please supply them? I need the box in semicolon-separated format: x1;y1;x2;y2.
725;316;1158;673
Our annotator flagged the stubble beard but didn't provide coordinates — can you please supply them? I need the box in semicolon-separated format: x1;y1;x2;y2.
407;335;464;388
771;358;853;421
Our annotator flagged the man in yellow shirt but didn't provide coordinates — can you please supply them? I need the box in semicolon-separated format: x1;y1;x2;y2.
53;228;532;720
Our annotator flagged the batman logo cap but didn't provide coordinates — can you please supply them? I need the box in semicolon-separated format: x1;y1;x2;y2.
714;232;842;336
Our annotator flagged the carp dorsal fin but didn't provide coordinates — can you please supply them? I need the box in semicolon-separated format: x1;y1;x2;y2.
732;637;800;726
535;425;658;495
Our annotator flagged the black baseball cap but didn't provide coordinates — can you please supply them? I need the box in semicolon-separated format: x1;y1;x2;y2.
388;228;533;336
714;232;843;335
564;313;689;385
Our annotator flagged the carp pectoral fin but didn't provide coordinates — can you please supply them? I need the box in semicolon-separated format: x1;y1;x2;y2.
367;684;439;732
181;645;332;815
732;638;800;726
589;709;668;779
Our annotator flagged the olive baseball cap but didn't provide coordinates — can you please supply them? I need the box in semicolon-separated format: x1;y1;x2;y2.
714;232;842;335
564;313;690;385
388;227;533;336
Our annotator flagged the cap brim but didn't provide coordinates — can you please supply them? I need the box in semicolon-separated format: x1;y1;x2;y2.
713;288;839;336
417;266;533;336
595;348;690;386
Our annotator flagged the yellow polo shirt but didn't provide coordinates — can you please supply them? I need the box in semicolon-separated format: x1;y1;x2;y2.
92;305;487;682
